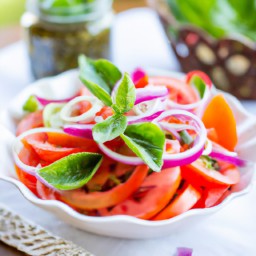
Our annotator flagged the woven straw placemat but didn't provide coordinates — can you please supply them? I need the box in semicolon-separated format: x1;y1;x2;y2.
0;205;94;256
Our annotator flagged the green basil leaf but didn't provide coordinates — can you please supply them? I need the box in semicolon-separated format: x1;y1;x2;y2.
37;152;103;190
79;56;113;106
23;95;39;113
112;73;136;114
93;114;127;143
79;55;122;107
120;123;165;172
93;59;123;91
190;76;206;99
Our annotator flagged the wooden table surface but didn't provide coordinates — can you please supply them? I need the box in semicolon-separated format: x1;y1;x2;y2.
0;1;147;255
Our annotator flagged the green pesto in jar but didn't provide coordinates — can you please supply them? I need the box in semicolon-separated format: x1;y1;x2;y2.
22;0;113;79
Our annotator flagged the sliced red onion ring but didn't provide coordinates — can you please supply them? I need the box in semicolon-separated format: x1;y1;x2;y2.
131;68;147;83
202;139;212;155
154;110;207;168
159;122;196;132
13;127;65;176
209;151;246;167
135;86;168;105
128;98;166;124
98;143;144;165
60;96;104;123
128;110;164;125
36;94;78;106
64;124;93;139
177;247;193;256
209;141;245;166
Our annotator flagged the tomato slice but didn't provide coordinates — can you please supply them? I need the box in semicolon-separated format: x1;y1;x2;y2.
181;160;240;189
86;157;113;192
60;165;149;210
186;70;212;87
36;180;60;200
16;110;43;136
95;106;113;120
149;77;199;105
99;167;181;220
15;143;40;195
135;76;149;88
202;94;237;151
152;183;201;220
193;186;229;208
24;132;99;163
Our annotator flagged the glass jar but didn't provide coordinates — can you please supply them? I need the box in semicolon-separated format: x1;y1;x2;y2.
21;0;113;79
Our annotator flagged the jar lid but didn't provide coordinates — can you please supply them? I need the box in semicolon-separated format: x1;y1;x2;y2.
26;0;113;23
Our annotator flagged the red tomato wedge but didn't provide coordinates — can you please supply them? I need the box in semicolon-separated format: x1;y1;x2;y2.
135;76;149;88
202;94;237;151
86;157;113;191
193;186;229;208
99;167;181;220
36;180;60;200
152;184;201;220
16;110;43;136
15;143;40;195
181;160;240;189
24;132;99;163
186;70;212;87
60;165;149;210
95;106;113;120
149;77;199;105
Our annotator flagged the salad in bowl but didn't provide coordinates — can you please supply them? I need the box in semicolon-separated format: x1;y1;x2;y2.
0;56;255;238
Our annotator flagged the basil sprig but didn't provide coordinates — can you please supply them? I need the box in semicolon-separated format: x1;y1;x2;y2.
121;123;165;172
79;55;165;172
37;152;103;190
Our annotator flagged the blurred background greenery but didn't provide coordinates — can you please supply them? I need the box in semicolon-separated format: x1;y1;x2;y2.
0;0;146;47
0;0;26;27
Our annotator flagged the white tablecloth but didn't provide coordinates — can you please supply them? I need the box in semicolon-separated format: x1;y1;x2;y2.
0;8;256;256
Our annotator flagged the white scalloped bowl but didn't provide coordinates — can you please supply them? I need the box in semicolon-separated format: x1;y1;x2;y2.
0;69;255;239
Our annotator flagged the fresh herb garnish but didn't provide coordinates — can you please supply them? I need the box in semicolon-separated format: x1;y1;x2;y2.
79;55;122;106
79;55;165;172
23;95;39;113
37;152;103;190
93;114;127;143
112;72;136;114
121;123;165;172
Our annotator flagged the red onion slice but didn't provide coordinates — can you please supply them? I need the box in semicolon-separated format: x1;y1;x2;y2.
177;247;193;256
36;94;78;106
209;151;246;167
135;86;168;105
98;143;144;165
13;127;65;176
154;110;207;168
128;98;166;124
209;141;245;167
131;68;147;83
64;124;94;139
128;110;164;125
60;96;104;123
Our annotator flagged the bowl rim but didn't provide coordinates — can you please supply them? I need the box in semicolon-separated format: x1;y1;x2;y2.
0;68;255;227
